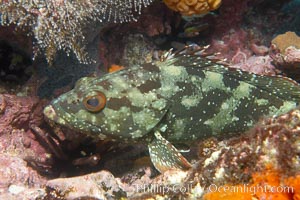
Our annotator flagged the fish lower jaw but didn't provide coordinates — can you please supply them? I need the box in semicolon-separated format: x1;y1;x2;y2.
43;105;67;125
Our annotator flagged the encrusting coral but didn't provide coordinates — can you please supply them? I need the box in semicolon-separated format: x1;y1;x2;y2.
0;0;154;64
163;0;222;15
271;31;300;53
204;167;300;200
271;31;300;81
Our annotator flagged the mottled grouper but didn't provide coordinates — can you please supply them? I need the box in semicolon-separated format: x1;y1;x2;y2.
43;54;300;172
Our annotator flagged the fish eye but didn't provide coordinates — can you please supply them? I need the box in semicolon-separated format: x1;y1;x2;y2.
83;91;106;112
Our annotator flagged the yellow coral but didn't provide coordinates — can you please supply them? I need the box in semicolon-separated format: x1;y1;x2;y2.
163;0;221;15
271;31;300;53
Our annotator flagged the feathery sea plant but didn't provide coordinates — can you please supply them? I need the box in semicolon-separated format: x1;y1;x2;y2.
0;0;154;64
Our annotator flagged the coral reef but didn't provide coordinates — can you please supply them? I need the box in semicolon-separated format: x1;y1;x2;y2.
0;155;47;194
0;0;300;199
98;2;176;70
196;0;294;65
204;168;300;200
271;31;300;81
0;94;52;164
285;175;300;200
0;0;154;64
0;94;52;198
120;34;154;67
230;55;276;75
271;31;300;53
163;0;222;16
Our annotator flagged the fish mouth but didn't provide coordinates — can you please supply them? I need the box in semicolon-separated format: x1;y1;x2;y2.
43;105;67;126
43;104;105;137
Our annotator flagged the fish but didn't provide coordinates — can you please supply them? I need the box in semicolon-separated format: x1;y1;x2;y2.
43;53;300;173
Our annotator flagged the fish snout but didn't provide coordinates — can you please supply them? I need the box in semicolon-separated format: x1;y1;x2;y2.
43;105;66;125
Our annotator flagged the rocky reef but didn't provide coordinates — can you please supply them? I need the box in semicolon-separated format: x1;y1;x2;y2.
0;0;300;199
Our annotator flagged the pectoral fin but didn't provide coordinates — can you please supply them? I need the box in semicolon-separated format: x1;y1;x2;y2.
148;131;192;173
